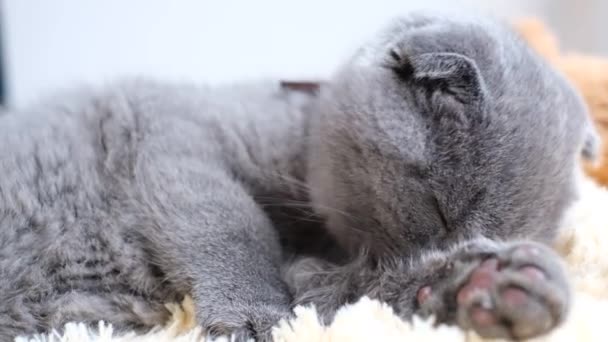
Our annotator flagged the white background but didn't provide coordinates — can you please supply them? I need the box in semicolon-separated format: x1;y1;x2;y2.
2;0;607;107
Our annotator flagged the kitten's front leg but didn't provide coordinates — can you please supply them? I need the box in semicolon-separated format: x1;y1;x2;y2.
286;238;570;340
135;159;292;341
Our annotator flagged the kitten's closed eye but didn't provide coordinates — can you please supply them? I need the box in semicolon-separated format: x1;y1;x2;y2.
432;196;449;230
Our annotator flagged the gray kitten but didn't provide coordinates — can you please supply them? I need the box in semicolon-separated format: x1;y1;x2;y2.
287;12;597;339
0;11;597;342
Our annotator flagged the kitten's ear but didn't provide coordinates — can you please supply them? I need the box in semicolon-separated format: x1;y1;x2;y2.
582;124;601;161
392;52;487;108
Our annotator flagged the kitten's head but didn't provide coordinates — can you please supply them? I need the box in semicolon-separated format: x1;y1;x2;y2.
307;12;598;256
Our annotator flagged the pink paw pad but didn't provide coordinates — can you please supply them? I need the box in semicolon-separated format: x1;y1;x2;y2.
457;258;498;305
470;307;497;327
501;287;528;307
499;265;545;307
417;286;432;305
456;255;550;329
442;244;567;340
520;266;546;281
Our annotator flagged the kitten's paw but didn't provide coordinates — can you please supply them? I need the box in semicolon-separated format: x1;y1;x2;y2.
418;242;569;340
202;304;290;342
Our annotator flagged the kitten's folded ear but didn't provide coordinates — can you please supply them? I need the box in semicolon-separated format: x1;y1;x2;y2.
392;52;487;111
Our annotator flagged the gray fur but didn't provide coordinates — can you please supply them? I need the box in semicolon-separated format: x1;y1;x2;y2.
0;11;596;341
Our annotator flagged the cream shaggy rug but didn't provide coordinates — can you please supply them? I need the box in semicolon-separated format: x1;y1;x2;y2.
17;175;608;342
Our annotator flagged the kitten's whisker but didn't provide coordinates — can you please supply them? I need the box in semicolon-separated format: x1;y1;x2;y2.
255;195;370;234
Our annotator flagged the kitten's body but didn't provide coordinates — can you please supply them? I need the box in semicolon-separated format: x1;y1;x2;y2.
0;81;317;338
0;12;597;341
